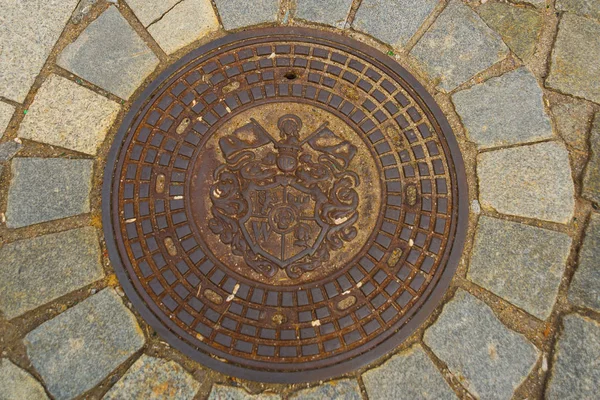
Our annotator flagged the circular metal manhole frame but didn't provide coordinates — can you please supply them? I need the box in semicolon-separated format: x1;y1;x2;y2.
102;27;468;383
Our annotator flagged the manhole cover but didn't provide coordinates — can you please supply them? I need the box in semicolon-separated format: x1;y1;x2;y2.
103;27;467;383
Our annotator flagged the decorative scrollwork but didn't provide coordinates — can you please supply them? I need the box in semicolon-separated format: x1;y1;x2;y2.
209;114;360;279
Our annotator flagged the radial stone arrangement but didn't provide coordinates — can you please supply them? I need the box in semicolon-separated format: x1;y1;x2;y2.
103;27;468;382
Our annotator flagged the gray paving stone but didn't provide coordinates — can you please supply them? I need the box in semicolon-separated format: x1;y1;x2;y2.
556;0;600;20
410;0;509;91
583;113;600;204
468;216;571;320
452;68;552;148
424;290;539;400
568;213;600;311
546;314;600;399
547;13;600;104
25;289;145;400
148;0;219;55
0;359;49;400
0;101;15;139
58;6;159;100
127;0;181;27
289;379;362;400
0;227;103;319
362;345;456;400
477;141;575;224
296;0;353;28
352;0;439;47
477;1;542;61
551;98;594;151
0;139;22;162
0;0;79;102
103;355;199;400
18;74;120;155
6;158;93;228
214;0;279;31
208;384;281;400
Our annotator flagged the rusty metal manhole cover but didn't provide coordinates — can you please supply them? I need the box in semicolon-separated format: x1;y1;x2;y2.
103;28;467;382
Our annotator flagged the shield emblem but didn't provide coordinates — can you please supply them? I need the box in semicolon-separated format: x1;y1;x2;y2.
239;181;328;267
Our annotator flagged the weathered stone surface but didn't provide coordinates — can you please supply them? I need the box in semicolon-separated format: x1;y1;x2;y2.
148;0;219;55
556;0;600;20
468;216;571;320
290;379;362;400
296;0;353;28
411;0;509;91
25;289;145;400
0;0;79;102
547;13;600;104
477;142;575;224
127;0;181;26
362;345;456;400
477;1;542;61
568;213;600;311
0;101;15;139
551;98;594;151
546;314;600;399
58;7;159;100
208;384;281;400
0;359;49;400
103;355;199;400
452;68;552;148
0;227;103;319
583;113;600;204
18;75;120;155
214;0;279;31
353;0;438;47
424;290;539;400
6;158;93;228
0;139;22;162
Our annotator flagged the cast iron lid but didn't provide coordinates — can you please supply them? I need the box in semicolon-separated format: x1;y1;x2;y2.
102;27;468;383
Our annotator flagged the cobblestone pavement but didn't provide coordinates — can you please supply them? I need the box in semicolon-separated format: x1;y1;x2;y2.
0;0;599;399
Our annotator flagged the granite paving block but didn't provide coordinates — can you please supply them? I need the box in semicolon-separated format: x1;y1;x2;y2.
6;158;93;228
583;113;600;204
58;6;159;100
547;13;600;104
18;75;120;155
0;0;79;102
468;216;571;319
25;289;145;400
127;0;181;27
363;345;456;400
103;355;200;400
352;0;439;47
452;68;552;148
289;379;362;400
556;0;600;20
546;314;600;399
0;359;49;400
0;227;104;319
568;212;600;311
0;139;22;162
214;0;279;31
296;0;353;28
477;142;575;224
424;290;539;400
477;1;542;61
0;101;15;139
551;98;594;151
410;0;509;91
208;384;281;400
148;0;219;55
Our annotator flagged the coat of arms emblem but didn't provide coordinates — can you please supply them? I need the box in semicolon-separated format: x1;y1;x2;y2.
209;114;360;279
